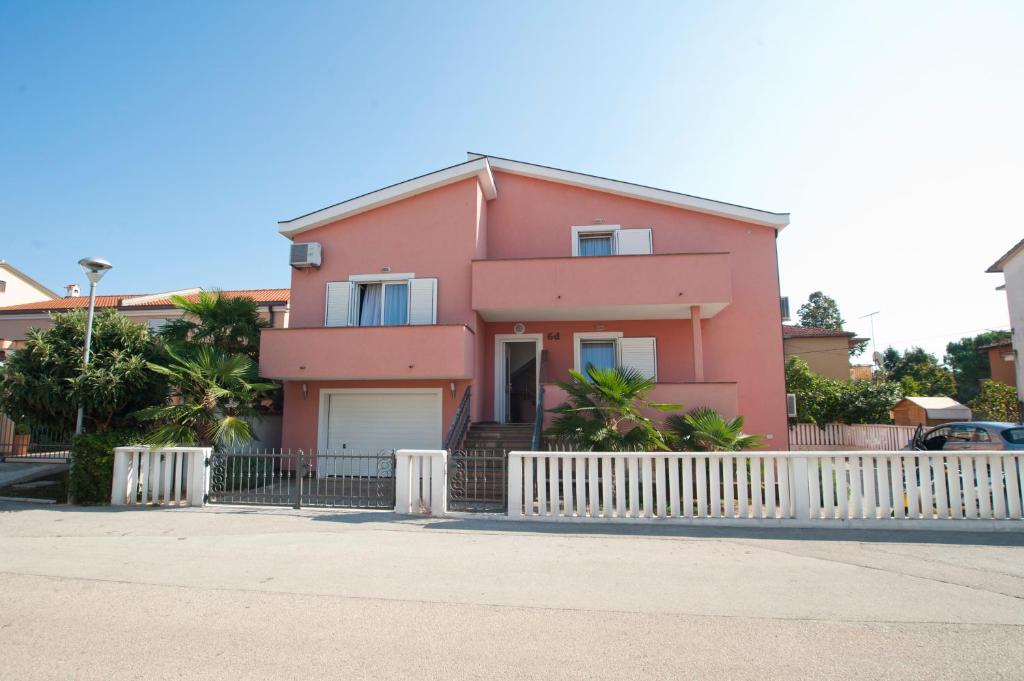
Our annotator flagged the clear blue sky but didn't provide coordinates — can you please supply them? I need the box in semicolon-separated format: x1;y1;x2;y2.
2;1;1021;359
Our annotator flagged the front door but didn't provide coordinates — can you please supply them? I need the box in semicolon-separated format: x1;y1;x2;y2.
499;341;538;424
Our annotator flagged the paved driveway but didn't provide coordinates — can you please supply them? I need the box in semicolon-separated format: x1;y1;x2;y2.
1;503;1023;680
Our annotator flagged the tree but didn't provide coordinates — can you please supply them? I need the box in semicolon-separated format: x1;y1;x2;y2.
969;380;1021;423
879;346;956;398
0;309;167;433
664;407;762;451
135;346;277;450
944;331;1012;403
159;291;269;361
545;366;680;451
785;356;903;425
797;291;845;330
797;291;866;356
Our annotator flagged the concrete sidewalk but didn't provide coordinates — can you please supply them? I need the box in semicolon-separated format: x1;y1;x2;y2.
1;503;1023;679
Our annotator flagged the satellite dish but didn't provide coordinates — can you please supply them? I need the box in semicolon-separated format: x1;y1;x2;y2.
872;351;884;366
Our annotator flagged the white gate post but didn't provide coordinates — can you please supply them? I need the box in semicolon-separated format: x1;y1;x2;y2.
187;448;212;506
508;453;523;518
790;455;811;519
430;450;446;516
395;450;412;513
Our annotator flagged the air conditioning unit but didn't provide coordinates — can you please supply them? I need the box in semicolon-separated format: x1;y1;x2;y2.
290;242;322;269
780;296;791;321
786;393;798;418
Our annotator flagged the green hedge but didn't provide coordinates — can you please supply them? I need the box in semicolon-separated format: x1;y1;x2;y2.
69;430;145;504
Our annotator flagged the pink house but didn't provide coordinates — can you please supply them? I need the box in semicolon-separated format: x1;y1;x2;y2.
259;153;792;455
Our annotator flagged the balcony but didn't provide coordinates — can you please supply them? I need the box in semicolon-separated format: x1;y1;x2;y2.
472;252;732;321
259;325;474;381
541;382;739;428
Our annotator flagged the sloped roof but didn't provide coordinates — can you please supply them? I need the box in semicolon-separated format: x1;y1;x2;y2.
782;324;855;338
278;153;790;238
987;238;1024;273
0;288;290;314
897;396;971;419
0;261;60;299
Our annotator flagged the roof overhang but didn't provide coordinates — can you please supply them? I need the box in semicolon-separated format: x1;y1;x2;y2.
987;238;1024;273
278;153;790;239
0;261;60;299
278;158;497;239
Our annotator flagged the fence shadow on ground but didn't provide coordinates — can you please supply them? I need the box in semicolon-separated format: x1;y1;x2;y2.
305;509;1024;547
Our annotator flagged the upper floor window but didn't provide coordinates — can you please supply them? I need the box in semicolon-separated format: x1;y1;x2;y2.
571;225;652;256
326;275;436;328
0;280;6;293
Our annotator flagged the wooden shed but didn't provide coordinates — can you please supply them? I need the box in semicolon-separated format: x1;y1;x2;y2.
890;396;971;427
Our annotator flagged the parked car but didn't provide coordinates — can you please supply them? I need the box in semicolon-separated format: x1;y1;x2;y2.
910;422;1024;451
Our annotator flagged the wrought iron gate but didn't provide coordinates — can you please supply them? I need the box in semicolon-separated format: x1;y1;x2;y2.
207;449;395;509
447;450;508;513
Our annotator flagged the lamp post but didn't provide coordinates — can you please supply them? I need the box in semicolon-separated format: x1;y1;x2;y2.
75;257;113;435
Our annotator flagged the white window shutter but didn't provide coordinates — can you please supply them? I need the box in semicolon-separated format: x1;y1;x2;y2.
618;337;657;381
325;281;354;327
408;278;437;325
614;228;653;255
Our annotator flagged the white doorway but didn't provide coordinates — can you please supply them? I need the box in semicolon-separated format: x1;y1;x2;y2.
494;334;542;424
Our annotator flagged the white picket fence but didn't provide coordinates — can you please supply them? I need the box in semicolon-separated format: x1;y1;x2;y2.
789;423;917;451
507;450;1024;527
110;446;210;506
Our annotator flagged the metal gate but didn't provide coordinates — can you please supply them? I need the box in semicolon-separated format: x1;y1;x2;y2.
447;450;508;513
207;449;395;509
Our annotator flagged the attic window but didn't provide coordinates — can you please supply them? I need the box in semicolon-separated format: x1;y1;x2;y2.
0;280;5;293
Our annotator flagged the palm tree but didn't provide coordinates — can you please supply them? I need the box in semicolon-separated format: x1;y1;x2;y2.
135;346;278;450
665;407;762;452
159;290;269;360
545;366;681;451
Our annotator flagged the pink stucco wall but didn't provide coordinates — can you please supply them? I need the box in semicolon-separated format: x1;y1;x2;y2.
272;167;789;450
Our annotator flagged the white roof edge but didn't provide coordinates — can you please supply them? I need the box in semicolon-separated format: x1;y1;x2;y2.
277;153;789;239
0;261;61;299
121;287;203;306
482;155;790;229
278;159;497;239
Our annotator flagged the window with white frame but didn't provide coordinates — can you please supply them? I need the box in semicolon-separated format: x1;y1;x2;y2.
325;276;437;328
147;318;171;333
571;225;653;257
574;332;657;381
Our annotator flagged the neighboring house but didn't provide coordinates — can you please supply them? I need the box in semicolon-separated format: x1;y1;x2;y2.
0;261;59;308
0;288;290;361
782;324;866;380
891;396;971;427
988;238;1024;403
980;338;1016;388
850;364;873;381
259;152;792;455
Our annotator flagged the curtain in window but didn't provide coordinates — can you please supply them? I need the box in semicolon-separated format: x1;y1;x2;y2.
358;284;382;326
579;235;613;256
382;283;408;325
581;341;616;373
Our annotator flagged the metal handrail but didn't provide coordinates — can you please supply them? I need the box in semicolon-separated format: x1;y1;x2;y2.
531;351;549;451
443;386;472;451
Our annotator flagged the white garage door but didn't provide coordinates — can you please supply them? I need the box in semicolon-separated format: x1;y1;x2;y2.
320;391;441;477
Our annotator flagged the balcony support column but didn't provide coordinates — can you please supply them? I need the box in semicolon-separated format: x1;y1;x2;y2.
690;305;704;382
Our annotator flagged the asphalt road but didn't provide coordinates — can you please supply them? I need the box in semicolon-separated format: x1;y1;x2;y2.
1;503;1023;680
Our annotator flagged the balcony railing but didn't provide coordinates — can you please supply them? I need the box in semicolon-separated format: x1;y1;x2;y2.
259;324;475;381
472;252;732;321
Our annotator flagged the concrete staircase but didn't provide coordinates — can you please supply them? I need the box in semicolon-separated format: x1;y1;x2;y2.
460;422;534;453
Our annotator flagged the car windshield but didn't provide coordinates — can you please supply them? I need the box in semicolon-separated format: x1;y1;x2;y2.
1002;428;1024;444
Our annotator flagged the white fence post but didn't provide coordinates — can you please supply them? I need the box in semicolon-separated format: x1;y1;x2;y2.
430;450;447;516
395;449;446;516
789;455;810;520
508;453;523;518
188;448;211;507
110;447;142;505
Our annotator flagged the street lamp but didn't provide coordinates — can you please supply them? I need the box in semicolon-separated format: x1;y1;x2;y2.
75;257;113;435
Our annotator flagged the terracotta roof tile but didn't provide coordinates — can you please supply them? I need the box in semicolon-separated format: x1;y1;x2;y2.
0;289;289;314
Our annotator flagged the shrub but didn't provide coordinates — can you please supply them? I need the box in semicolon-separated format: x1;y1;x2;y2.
969;380;1022;423
69;430;145;504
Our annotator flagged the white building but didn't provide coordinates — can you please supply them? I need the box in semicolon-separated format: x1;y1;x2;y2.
988;238;1024;403
0;260;58;308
